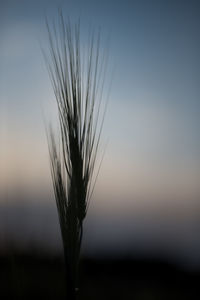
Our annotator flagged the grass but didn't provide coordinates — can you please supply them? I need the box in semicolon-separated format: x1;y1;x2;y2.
44;13;107;299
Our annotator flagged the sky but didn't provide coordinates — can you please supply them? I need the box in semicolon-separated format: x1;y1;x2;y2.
0;0;200;268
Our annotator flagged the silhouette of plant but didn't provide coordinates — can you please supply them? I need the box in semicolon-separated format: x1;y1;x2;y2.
44;13;107;300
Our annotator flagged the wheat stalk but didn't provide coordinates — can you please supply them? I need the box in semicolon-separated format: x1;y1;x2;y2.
44;13;106;299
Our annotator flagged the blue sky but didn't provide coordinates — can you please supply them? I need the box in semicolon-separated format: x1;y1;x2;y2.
1;0;200;266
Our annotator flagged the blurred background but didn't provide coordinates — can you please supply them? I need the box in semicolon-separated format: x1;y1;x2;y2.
1;0;200;299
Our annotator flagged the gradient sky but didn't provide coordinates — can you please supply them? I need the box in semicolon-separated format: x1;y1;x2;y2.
1;0;200;267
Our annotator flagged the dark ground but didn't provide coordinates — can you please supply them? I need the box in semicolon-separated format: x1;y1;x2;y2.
1;251;200;299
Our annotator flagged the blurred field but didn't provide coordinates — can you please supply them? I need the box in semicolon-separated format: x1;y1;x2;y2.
1;251;199;299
